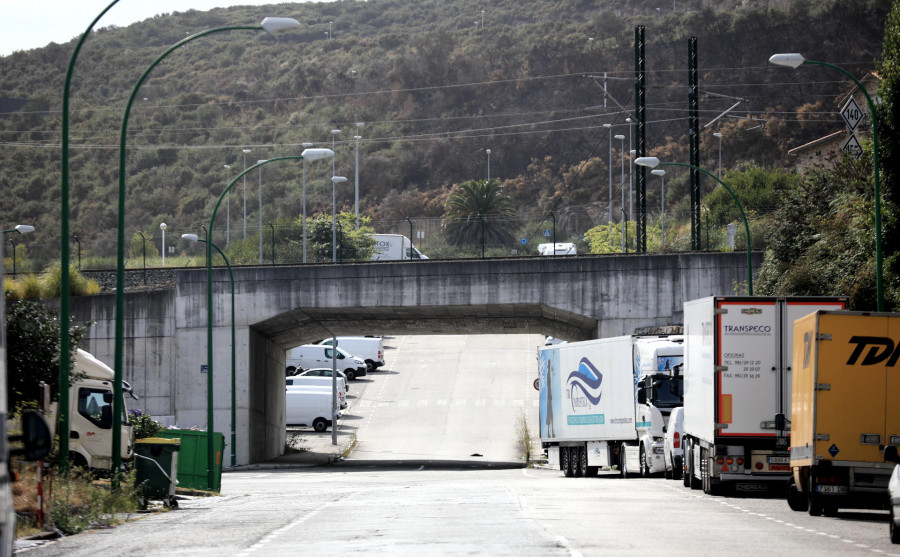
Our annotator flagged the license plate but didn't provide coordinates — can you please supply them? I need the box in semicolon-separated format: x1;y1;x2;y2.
816;485;849;494
735;483;768;492
767;456;789;464
768;464;790;471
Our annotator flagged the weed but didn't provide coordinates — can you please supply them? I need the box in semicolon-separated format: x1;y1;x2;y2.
284;430;309;454
50;468;141;535
516;410;534;466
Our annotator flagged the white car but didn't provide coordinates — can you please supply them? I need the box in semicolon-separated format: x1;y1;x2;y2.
664;407;684;480
890;463;899;544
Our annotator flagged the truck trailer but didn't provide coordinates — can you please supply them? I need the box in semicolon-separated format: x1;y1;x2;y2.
538;330;684;478
681;296;847;495
787;310;900;516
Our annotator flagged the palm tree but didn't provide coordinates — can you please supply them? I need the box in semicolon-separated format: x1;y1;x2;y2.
442;179;519;247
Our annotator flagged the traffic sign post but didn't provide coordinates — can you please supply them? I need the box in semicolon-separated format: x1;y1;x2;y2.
841;97;864;131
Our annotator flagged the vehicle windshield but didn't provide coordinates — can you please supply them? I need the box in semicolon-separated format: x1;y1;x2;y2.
652;377;683;408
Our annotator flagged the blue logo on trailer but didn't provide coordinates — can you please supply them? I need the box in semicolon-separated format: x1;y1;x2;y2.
566;357;604;412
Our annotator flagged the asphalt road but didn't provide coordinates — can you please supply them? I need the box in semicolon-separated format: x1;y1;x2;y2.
16;334;900;556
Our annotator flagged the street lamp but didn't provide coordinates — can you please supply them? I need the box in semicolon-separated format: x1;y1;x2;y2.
769;52;883;311
257;160;267;264
114;17;300;486
603;123;612;224
182;233;236;468
477;214;485;258
242;149;251;240
331;176;348;262
614;134;625;252
160;223;167;267
137;231;147;285
204;156;304;474
651;169;666;246
626;117;634;221
223;165;231;246
3;225;34;276
713;132;723;179
300;147;335;263
331;128;341;179
486;148;491;181
268;222;275;265
636;156;753;294
354;122;364;230
406;216;413;261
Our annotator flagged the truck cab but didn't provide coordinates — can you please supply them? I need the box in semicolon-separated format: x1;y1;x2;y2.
633;335;684;476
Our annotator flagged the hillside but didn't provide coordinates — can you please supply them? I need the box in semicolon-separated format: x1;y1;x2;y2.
0;0;889;267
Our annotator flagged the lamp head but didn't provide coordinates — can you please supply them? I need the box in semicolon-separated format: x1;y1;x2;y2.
257;159;267;164
224;164;230;169
182;234;200;242
302;142;314;148
651;169;666;177
160;223;167;230
603;123;611;129
356;122;364;128
634;157;660;168
260;17;300;33
769;53;805;69
301;148;335;161
14;225;35;235
243;148;251;154
614;134;625;140
332;176;348;184
331;129;341;135
713;132;723;138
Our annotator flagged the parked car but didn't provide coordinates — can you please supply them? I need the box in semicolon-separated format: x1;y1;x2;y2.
317;336;385;372
890;463;900;544
286;370;348;393
664;406;684;480
285;388;340;432
285;345;367;380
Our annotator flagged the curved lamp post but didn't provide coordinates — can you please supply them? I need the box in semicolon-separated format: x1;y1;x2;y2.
636;157;753;294
300;148;334;263
331;176;348;262
114;17;300;485
183;233;236;468
61;0;122;475
3;226;34;276
205;156;303;481
769;53;882;311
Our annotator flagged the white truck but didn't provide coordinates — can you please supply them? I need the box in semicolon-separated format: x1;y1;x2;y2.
538;329;684;478
537;242;576;256
681;296;847;495
61;349;136;471
369;234;428;261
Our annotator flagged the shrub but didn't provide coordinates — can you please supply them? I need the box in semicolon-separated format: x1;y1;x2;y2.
129;410;163;439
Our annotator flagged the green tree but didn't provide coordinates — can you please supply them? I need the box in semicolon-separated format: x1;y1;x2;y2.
442;179;519;247
878;0;900;309
304;212;375;263
6;299;91;410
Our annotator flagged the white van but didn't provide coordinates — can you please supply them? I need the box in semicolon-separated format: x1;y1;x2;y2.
286;371;348;394
317;336;385;372
285;388;340;432
537;242;576;256
287;380;347;409
285;345;367;380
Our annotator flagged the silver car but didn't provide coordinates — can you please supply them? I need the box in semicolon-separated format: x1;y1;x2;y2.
890;463;899;544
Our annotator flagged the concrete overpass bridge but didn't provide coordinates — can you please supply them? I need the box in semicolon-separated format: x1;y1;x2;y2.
70;252;761;465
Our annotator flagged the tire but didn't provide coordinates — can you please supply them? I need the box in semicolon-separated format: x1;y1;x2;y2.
577;446;588;477
786;478;808;512
365;360;376;373
313;418;328;433
567;447;578;477
561;446;572;477
344;369;356;381
673;456;683;481
823;505;838;517
891;506;899;544
640;446;650;478
665;464;673;480
808;475;824;516
682;449;691;487
687;443;701;490
619;443;631;478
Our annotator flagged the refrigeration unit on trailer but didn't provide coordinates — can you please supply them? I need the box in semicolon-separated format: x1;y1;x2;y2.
786;311;900;516
681;296;847;495
538;329;684;478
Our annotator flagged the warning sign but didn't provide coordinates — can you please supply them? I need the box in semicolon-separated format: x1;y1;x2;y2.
841;134;864;160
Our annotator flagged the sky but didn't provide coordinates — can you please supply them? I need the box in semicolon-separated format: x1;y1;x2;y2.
0;1;323;57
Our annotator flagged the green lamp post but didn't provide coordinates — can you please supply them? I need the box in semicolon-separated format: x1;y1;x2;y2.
113;17;300;486
769;53;883;311
635;157;753;295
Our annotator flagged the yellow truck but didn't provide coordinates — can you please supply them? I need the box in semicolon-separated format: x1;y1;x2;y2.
787;311;900;516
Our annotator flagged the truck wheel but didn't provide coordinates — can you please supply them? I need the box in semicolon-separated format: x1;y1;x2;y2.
313;418;328;433
687;444;701;490
567;447;577;477
344;369;356;381
619;443;631;478
808;476;824;516
577;447;588;477
365;360;376;373
561;446;572;477
891;506;899;543
640;446;650;478
786;478;808;512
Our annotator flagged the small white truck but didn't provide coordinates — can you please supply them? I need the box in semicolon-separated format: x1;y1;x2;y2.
369;234;428;261
681;296;847;495
63;349;136;471
538;329;684;477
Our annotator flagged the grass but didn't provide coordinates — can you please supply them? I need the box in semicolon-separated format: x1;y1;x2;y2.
516;410;534;467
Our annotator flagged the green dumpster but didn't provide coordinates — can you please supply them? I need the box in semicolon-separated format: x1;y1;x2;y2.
156;429;224;492
134;437;180;508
